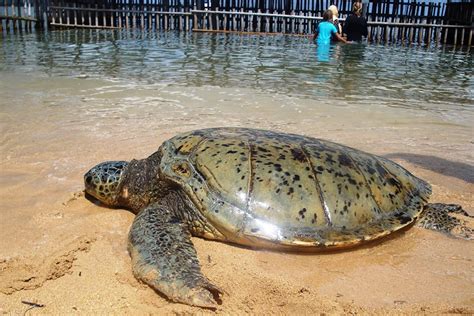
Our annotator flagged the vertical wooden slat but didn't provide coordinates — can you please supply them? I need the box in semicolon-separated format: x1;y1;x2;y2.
73;2;77;26
88;3;92;26
427;26;431;44
111;1;115;28
223;11;227;30
119;1;123;28
95;4;99;27
468;29;473;48
265;9;269;32
453;28;458;46
435;26;440;46
232;9;237;31
58;2;63;25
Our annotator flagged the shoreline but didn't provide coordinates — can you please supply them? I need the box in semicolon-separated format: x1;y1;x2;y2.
1;73;473;314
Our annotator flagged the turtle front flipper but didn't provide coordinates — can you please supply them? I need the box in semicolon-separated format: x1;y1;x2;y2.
128;198;222;308
416;203;473;240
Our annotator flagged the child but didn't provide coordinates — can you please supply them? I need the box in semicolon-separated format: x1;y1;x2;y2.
313;10;347;45
328;5;342;35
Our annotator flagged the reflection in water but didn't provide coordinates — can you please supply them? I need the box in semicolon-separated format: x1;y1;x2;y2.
1;30;473;113
338;43;367;93
316;44;332;62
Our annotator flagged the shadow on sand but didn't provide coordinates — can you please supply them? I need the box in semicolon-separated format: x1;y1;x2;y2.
384;153;474;184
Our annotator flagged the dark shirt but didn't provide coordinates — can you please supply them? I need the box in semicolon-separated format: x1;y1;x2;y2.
343;14;368;42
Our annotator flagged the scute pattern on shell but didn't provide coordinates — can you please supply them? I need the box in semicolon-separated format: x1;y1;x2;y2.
158;128;431;248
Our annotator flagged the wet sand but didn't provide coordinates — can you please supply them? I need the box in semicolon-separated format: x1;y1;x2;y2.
0;73;473;314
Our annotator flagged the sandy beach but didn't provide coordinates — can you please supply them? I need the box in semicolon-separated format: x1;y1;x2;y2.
1;71;473;314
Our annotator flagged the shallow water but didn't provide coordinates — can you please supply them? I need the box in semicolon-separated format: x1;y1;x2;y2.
1;30;473;113
0;30;473;314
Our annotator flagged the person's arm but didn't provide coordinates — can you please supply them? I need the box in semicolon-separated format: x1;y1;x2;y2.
331;24;347;43
334;32;348;43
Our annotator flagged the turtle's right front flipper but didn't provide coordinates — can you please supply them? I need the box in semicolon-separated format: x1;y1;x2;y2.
128;198;222;308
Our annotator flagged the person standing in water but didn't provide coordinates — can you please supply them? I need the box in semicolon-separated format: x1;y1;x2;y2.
343;2;368;42
313;10;347;45
328;5;343;36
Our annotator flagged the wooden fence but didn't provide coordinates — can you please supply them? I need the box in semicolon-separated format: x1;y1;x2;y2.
1;0;472;47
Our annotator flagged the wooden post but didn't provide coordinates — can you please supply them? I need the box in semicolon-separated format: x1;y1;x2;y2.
233;9;237;31
95;4;98;27
435;26;440;46
468;29;472;48
87;3;92;26
133;3;137;29
34;0;41;29
118;2;123;28
274;10;278;32
193;5;198;30
103;3;107;27
80;3;84;27
125;3;129;28
16;0;22;30
265;10;270;33
257;9;262;32
240;8;245;32
453;28;458;46
111;2;115;28
223;12;227;31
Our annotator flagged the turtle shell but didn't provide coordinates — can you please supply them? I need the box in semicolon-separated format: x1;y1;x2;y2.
158;128;431;249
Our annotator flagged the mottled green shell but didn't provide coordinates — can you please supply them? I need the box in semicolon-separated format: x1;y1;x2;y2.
158;128;431;249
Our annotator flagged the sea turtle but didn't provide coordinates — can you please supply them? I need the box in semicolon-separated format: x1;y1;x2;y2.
84;127;472;308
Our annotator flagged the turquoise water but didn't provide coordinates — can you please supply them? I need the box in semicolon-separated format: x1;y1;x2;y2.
1;30;473;112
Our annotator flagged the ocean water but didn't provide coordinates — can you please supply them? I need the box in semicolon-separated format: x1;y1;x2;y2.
1;30;472;114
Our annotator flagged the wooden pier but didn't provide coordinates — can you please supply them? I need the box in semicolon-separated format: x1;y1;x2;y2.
1;0;472;47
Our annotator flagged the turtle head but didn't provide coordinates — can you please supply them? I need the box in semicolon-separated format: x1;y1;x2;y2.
84;161;129;207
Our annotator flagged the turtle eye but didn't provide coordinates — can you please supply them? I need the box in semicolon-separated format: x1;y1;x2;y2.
172;162;191;177
85;175;93;186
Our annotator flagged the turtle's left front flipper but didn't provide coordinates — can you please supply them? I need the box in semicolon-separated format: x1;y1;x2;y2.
416;203;473;240
128;197;222;308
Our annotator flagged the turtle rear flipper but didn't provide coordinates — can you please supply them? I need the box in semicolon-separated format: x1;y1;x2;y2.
416;203;473;240
128;197;222;308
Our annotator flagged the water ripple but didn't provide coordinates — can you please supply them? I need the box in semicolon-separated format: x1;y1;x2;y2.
1;30;473;113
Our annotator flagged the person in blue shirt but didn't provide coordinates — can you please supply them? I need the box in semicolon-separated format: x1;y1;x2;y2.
313;10;347;45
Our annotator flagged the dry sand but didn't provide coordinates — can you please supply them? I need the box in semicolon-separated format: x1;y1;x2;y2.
0;74;473;314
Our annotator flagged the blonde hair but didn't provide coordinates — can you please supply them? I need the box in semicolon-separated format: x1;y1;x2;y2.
353;2;362;15
328;5;339;18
